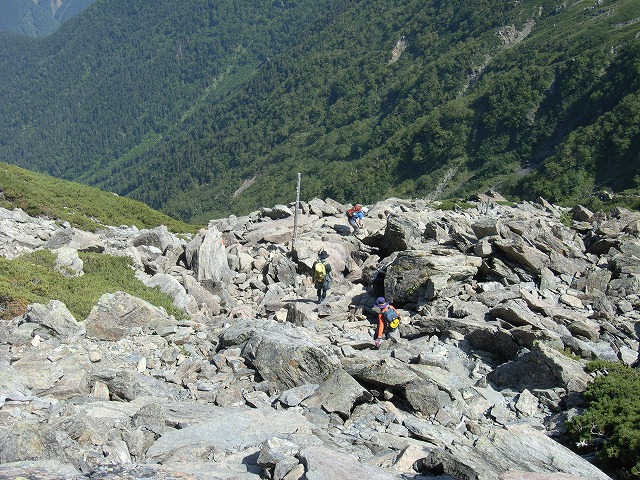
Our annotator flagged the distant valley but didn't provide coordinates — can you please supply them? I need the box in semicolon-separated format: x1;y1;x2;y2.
0;0;638;222
0;0;98;36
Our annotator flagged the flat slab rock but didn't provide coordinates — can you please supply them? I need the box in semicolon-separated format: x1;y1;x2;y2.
145;405;313;461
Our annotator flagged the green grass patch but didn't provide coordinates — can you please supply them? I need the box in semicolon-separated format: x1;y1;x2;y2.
0;162;200;233
0;250;187;321
567;360;640;478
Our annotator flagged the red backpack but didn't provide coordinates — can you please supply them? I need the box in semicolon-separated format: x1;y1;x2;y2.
346;205;361;218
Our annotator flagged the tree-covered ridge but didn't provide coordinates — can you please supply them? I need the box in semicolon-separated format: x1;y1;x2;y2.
0;162;198;233
0;0;639;222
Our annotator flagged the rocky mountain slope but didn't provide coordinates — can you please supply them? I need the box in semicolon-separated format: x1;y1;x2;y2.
1;193;638;479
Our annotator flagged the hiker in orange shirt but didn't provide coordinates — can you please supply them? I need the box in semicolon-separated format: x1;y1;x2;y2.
373;296;400;348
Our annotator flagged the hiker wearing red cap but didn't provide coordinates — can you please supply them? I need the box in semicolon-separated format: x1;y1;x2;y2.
373;296;400;348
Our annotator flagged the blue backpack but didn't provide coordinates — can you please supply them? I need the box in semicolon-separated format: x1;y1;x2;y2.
382;307;400;329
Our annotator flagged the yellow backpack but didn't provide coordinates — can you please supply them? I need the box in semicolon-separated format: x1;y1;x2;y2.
313;261;327;283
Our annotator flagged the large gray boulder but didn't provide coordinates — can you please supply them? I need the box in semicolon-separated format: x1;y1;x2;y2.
384;249;481;304
418;424;612;480
52;247;84;277
132;225;181;253
0;461;84;480
487;343;591;393
381;214;426;253
302;368;373;418
10;347;91;400
22;300;85;339
145;406;312;463
220;319;340;389
185;224;232;284
144;273;198;314
84;291;176;341
300;445;394;480
44;227;105;253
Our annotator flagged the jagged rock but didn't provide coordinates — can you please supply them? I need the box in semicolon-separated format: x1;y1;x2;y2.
0;207;58;259
180;271;223;315
299;445;394;480
285;302;313;326
21;300;85;339
10;346;90;399
384;249;481;304
427;424;612;480
0;461;83;480
350;357;419;390
514;389;538;417
44;227;105;253
474;238;494;257
570;205;593;221
98;369;187;401
220;319;340;389
260;204;294;219
257;436;300;478
302;368;373;418
403;416;462;447
132;225;182;252
487;343;591;392
265;252;297;286
279;384;319;407
307;198;337;217
566;319;599;341
53;247;84;277
144;273;199;313
404;381;452;415
145;406;312;463
494;238;549;274
607;273;640;298
185;224;232;284
501;472;587;480
244;218;297;245
610;241;640;275
490;299;544;329
381;214;425;253
471;217;502;239
84;291;177;340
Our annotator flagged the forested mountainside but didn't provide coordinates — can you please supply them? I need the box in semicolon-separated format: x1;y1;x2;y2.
0;0;639;222
0;0;97;36
0;0;59;37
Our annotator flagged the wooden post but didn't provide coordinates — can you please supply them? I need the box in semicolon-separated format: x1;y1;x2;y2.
291;172;301;253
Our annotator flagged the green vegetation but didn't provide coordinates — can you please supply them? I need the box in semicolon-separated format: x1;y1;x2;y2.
0;0;639;222
567;360;640;478
578;192;640;214
432;199;476;211
0;162;199;233
0;250;187;320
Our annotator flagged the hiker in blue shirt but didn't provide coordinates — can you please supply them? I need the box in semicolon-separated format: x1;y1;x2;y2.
346;205;368;235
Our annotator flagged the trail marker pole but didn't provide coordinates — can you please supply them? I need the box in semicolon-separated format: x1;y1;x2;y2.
291;172;301;253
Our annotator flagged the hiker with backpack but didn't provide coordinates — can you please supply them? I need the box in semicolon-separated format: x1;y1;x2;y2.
346;205;368;235
373;296;400;348
312;250;332;303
